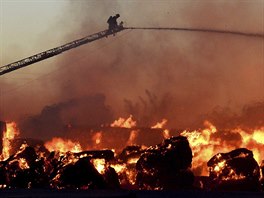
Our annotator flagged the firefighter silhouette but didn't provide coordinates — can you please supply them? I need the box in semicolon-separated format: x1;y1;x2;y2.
107;14;120;35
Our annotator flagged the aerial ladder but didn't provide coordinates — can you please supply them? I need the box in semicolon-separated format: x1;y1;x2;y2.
0;26;125;76
1;24;263;76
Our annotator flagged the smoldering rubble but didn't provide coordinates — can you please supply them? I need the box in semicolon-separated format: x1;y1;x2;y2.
0;136;263;191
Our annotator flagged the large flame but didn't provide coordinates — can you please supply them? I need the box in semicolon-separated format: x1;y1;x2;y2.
126;130;139;146
1;122;19;160
111;115;138;146
252;129;264;144
236;127;264;164
92;158;106;174
181;121;264;175
110;115;136;128
44;137;82;153
1;117;263;184
151;119;171;139
151;119;168;129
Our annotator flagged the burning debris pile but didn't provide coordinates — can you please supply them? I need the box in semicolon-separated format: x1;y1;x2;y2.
113;145;145;188
136;136;193;190
0;136;194;190
207;148;261;191
49;151;119;189
0;144;48;188
0;144;119;189
0;118;263;191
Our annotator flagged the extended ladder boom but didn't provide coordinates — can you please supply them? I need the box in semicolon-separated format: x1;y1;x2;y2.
2;25;262;76
0;27;124;76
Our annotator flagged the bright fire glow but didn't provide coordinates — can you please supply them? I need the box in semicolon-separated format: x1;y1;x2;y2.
44;137;82;153
151;119;170;139
181;121;264;175
162;129;170;139
252;128;264;144
111;163;126;174
125;169;137;185
92;131;103;146
111;162;137;185
213;159;226;173
126;130;139;146
151;119;167;129
127;157;139;164
1;118;263;184
92;158;106;174
1;122;19;160
210;158;247;181
18;158;30;169
236;128;264;164
110;115;136;128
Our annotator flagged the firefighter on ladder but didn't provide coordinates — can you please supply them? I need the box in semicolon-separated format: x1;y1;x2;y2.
107;14;121;36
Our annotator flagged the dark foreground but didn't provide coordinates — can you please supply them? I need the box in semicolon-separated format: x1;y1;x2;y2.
0;189;264;198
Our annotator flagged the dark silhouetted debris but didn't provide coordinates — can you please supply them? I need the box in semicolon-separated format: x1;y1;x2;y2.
49;150;119;189
74;149;114;161
102;166;120;189
11;138;48;157
0;136;263;191
261;160;264;191
0;144;120;189
51;157;106;189
1;145;49;188
51;153;120;190
118;145;145;163
111;145;146;189
207;148;261;191
193;176;211;190
136;136;194;190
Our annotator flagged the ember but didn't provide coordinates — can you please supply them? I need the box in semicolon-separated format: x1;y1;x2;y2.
207;148;261;191
92;131;103;147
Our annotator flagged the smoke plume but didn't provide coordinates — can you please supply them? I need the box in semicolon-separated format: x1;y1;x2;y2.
19;94;113;140
0;1;263;138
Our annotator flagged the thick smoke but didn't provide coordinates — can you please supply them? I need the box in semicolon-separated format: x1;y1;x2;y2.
19;94;113;140
198;102;264;129
0;1;263;137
